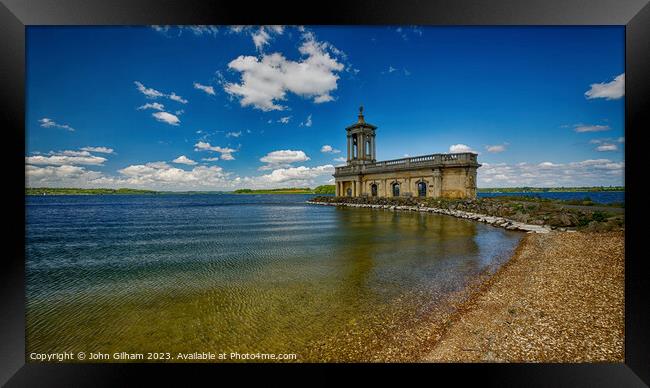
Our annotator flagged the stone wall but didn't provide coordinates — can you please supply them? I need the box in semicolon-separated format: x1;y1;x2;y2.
335;166;477;199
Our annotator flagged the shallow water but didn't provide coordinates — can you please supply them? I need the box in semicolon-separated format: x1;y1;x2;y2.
26;194;522;361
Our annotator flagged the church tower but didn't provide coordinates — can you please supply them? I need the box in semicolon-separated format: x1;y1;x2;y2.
334;105;480;199
346;106;377;165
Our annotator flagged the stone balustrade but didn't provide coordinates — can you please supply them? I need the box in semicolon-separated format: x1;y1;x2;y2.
335;152;479;176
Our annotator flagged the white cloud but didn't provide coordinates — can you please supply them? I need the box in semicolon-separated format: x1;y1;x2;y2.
229;26;246;33
388;66;396;73
26;164;104;187
134;81;164;98
314;95;334;103
230;25;285;51
137;102;165;111
395;26;423;41
25;148;115;187
172;155;198;165
202;157;219;162
151;25;219;37
585;73;624;100
56;150;91;156
26;153;107;166
169;92;188;104
151;25;170;33
478;159;624;187
251;28;271;51
193;82;215;95
134;81;188;104
333;157;347;163
485;144;507;153
449;144;477;154
573;124;611;133
591;137;625;145
38;118;75;132
256;164;334;184
152;111;181;126
116;162;231;189
300;114;313;127
223;32;344;111
25;149;334;191
26;160;237;191
278;116;291;124
185;25;219;36
259;149;310;170
81;146;114;154
194;141;236;160
320;145;340;153
226;131;242;138
596;143;618;152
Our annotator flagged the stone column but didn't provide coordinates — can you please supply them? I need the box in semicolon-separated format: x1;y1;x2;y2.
433;168;442;198
371;136;376;161
358;133;364;160
347;136;351;162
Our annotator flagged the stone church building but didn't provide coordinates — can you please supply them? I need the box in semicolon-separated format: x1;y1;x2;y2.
333;107;481;199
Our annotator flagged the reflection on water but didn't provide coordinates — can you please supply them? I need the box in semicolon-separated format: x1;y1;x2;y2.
26;194;522;361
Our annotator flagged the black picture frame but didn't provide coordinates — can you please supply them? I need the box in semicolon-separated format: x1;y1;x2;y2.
1;0;648;385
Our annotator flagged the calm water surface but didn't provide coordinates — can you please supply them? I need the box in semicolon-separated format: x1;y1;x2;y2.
26;194;522;361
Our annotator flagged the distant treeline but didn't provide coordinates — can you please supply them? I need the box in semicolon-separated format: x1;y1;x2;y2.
26;186;338;195
27;185;621;196
26;187;158;195
478;186;624;193
233;185;336;194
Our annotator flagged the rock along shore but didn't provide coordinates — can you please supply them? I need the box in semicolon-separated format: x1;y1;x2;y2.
306;200;552;234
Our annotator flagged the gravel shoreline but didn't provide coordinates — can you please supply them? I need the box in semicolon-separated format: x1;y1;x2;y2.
307;201;553;233
424;231;624;362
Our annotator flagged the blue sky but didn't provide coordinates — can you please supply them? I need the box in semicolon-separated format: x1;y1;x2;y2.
26;26;624;190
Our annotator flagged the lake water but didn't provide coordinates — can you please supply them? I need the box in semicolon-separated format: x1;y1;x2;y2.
478;191;624;204
26;194;522;361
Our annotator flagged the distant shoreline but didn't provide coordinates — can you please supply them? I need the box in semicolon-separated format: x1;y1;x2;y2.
25;186;334;196
26;186;624;196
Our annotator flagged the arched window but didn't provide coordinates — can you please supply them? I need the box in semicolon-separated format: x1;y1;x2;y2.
392;182;400;197
366;140;371;157
370;184;378;197
418;181;427;197
346;188;352;197
352;135;358;159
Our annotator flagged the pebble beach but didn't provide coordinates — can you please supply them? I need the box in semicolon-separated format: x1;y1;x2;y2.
425;231;624;362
